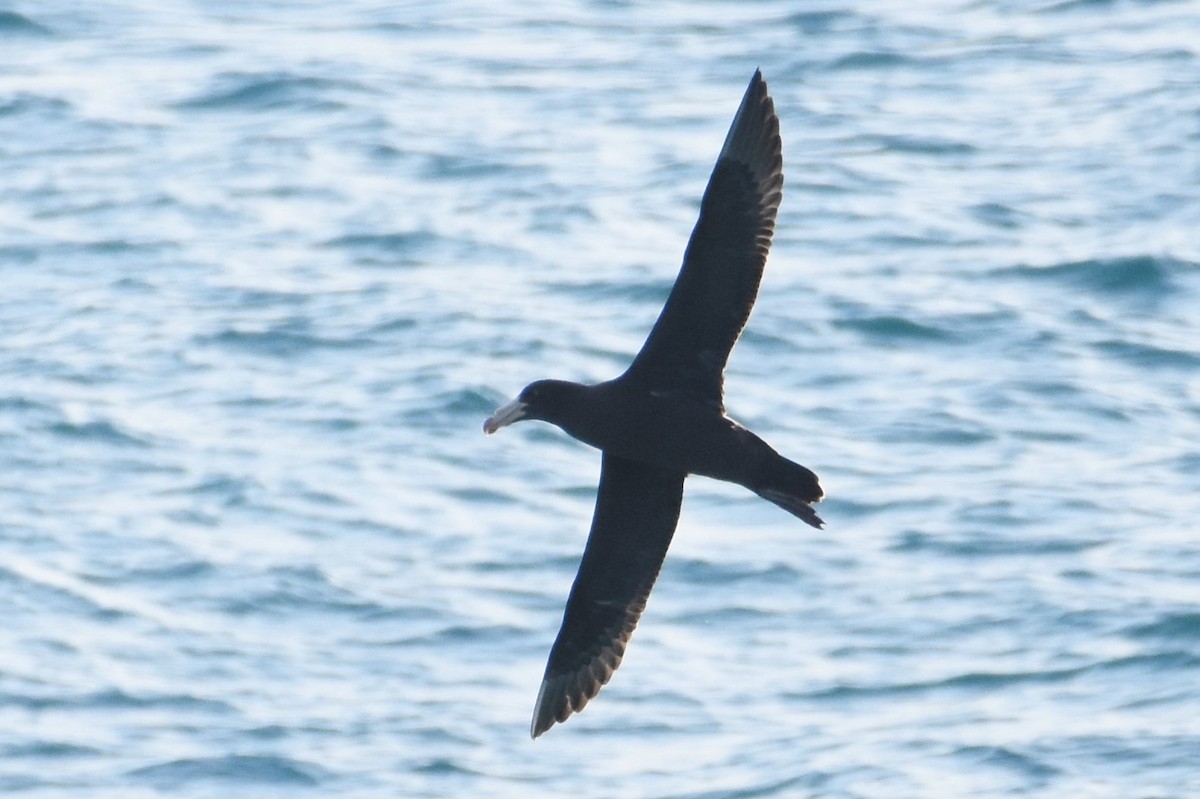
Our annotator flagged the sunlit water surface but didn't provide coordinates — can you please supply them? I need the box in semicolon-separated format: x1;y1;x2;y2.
2;2;1199;797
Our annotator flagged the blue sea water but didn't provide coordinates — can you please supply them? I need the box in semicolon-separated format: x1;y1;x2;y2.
2;1;1200;796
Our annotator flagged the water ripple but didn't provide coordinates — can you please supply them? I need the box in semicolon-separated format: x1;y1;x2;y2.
3;2;1198;796
174;72;371;113
129;754;331;788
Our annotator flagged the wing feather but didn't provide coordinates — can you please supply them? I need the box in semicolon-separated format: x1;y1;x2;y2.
530;454;685;738
624;70;783;407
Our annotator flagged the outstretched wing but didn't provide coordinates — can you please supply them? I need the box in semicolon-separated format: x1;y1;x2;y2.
530;454;686;738
623;69;783;407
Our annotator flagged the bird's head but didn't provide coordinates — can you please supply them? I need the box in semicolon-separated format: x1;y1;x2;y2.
483;379;582;434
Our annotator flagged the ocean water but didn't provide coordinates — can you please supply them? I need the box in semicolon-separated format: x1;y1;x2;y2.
2;1;1199;796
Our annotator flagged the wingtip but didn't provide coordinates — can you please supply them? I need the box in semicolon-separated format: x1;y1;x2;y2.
530;674;575;739
749;67;768;96
748;68;767;98
530;680;552;739
529;640;631;738
717;66;780;176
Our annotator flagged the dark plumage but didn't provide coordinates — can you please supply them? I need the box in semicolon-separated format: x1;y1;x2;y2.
484;70;824;738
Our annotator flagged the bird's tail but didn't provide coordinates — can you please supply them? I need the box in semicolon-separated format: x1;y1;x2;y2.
754;457;824;529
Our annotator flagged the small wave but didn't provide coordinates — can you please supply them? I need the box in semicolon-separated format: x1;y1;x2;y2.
0;775;47;792
1092;339;1200;370
413;757;479;777
441;386;499;416
994;255;1192;296
300;415;361;433
83;689;233;713
123;558;215;584
222;287;309;309
891;528;1100;557
218;565;382;618
422;152;534;180
365;317;417;335
129;754;330;787
668;605;776;626
401;386;498;433
543;276;673;305
2;740;101;758
418;623;529;646
671;558;801;586
857;133;977;156
698;775;828;798
448;485;517;504
173;72;364;112
1123;612;1200;642
0;687;232;713
0;245;38;264
954;744;1061;780
244;724;288;740
802;652;1200;703
788;10;856;35
0;395;56;415
1166;452;1200;476
0;10;52;36
322;230;443;252
47;419;150;448
969;201;1025;230
199;327;367;358
798;667;1079;703
29;240;174;260
166;473;257;501
879;413;996;446
0;93;70;118
833;314;955;343
827;51;922;71
1038;0;1117;12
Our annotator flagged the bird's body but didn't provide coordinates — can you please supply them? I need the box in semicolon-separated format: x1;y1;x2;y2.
512;378;819;510
485;70;824;738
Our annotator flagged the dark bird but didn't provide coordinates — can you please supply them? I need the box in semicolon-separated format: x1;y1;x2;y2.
484;70;824;738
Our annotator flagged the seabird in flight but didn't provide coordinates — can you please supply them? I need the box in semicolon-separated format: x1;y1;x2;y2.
485;69;824;738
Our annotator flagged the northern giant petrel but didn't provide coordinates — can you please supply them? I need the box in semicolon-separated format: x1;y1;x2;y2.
484;70;824;738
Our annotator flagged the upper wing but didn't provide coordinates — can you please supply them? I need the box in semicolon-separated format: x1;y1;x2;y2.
530;453;685;738
623;70;783;407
